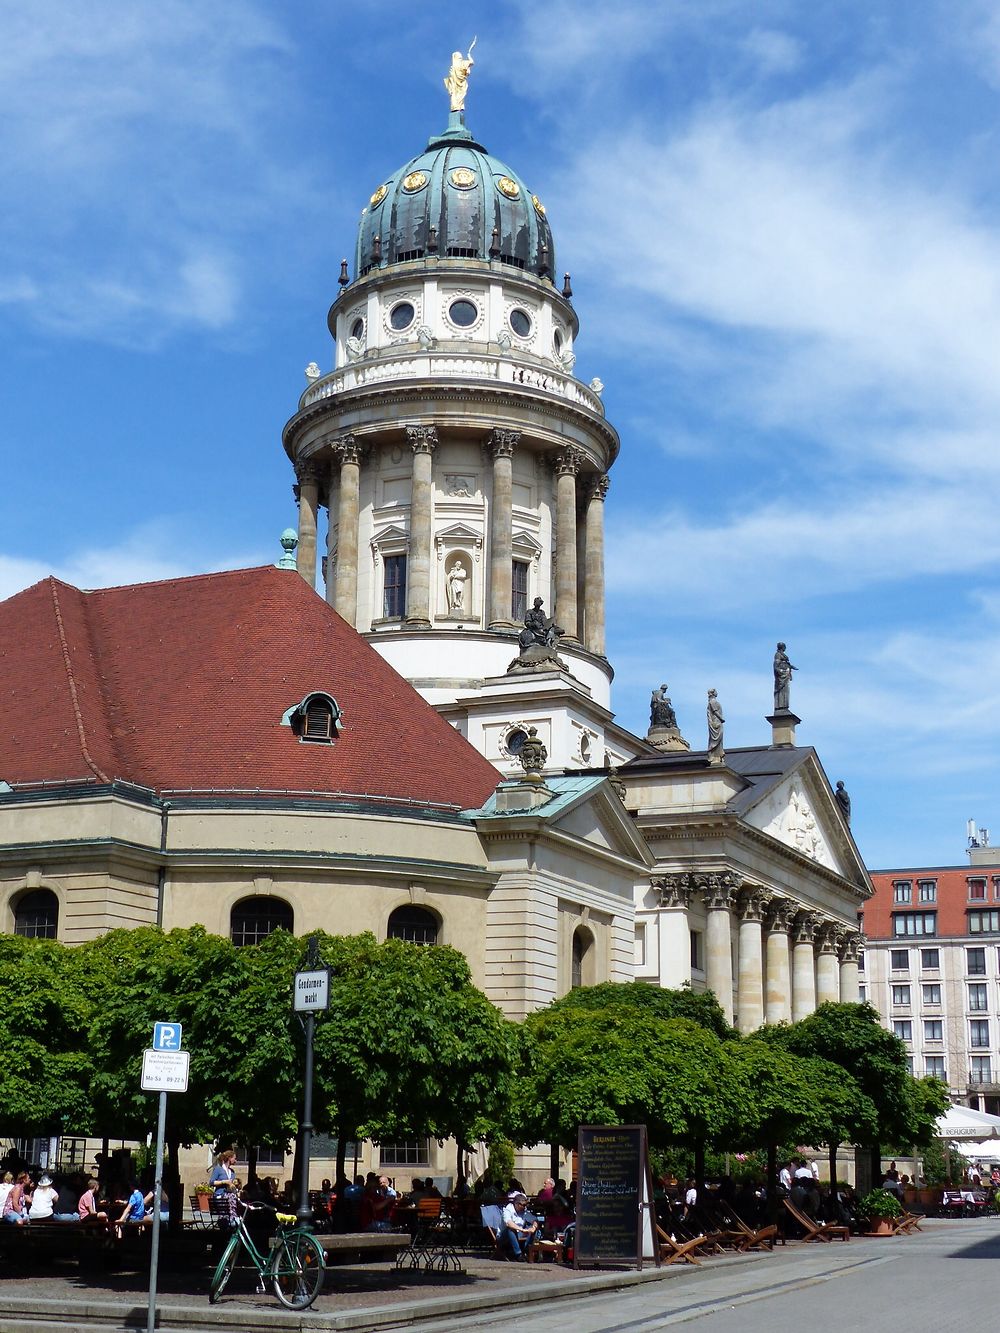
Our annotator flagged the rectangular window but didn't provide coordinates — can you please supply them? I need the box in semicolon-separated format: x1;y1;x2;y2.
970;1019;991;1048
893;1020;912;1040
922;983;942;1005
511;560;529;624
918;880;937;903
993;876;1000;901
858;985;867;1003
378;1138;429;1165
971;1056;993;1084
858;950;865;972
969;878;988;901
893;881;912;904
905;1055;914;1075
967;947;987;975
969;983;989;1011
690;929;703;972
890;949;909;971
968;909;1000;934
926;1056;946;1080
893;912;936;937
924;1020;943;1041
921;948;940;971
383;554;407;619
234;1143;287;1168
634;925;646;968
891;984;911;1006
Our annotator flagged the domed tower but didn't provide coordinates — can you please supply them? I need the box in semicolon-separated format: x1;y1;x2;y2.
282;67;633;774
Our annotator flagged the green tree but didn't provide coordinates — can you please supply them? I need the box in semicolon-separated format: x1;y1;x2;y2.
539;980;734;1039
310;934;517;1180
0;935;95;1137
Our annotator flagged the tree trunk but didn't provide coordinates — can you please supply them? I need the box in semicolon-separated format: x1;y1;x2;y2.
828;1142;838;1189
247;1144;259;1187
166;1136;182;1235
336;1131;348;1183
550;1143;560;1179
766;1142;779;1227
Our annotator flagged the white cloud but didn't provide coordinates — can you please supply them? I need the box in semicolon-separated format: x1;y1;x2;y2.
742;28;803;76
0;521;268;603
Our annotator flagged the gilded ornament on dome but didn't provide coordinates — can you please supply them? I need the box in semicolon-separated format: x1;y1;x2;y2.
497;175;520;199
531;194;546;216
402;170;428;193
450;166;477;189
370;183;388;207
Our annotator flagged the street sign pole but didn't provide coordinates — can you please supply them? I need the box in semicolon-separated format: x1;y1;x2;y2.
146;1089;167;1333
294;935;329;1224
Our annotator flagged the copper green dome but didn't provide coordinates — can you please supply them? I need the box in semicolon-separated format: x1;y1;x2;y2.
354;112;555;281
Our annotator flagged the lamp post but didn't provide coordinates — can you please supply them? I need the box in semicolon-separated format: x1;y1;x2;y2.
293;934;330;1223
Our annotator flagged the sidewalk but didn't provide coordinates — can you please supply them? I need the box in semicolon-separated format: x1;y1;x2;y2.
0;1224;961;1333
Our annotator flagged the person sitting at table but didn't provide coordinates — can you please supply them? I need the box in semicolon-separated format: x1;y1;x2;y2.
143;1186;169;1224
28;1173;58;1221
360;1177;394;1232
502;1192;538;1259
78;1177;109;1226
51;1175;81;1222
423;1177;443;1200
116;1179;150;1230
536;1177;556;1202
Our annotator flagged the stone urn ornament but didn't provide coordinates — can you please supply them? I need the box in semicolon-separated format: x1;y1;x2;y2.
519;727;547;782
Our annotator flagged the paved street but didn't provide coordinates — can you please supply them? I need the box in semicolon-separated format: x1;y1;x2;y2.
413;1219;1000;1333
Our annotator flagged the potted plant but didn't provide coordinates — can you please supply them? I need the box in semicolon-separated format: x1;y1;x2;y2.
194;1183;212;1212
858;1188;902;1235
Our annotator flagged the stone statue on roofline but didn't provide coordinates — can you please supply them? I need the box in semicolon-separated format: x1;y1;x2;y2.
835;780;851;825
773;641;797;712
707;688;725;766
444;39;477;111
507;597;569;674
647;683;690;752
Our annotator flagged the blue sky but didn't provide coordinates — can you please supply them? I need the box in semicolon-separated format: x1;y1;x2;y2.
2;0;998;869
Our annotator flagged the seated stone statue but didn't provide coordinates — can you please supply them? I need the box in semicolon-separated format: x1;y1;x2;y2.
518;597;564;652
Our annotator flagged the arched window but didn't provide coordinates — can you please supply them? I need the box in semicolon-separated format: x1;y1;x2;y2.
571;926;594;989
13;889;58;939
387;906;439;946
230;896;294;947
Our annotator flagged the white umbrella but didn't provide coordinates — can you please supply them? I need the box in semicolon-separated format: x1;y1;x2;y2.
935;1105;1000;1141
957;1138;1000;1160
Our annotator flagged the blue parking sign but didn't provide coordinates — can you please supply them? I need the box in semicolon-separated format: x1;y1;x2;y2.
152;1022;183;1051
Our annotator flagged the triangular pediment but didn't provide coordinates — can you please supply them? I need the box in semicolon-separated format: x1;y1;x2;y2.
372;523;408;543
743;761;857;881
511;530;543;560
436;522;481;542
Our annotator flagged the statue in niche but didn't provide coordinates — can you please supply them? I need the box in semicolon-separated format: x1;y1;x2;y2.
650;684;678;731
773;641;797;712
707;689;725;765
444;39;476;111
446;560;468;612
835;780;852;825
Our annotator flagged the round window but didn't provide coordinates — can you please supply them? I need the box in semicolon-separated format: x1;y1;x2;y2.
389;302;415;331
553;328;563;353
350;318;364;340
448;299;478;328
506;727;528;756
510;308;532;338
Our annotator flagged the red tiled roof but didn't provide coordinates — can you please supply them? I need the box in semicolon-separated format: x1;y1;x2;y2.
0;567;501;810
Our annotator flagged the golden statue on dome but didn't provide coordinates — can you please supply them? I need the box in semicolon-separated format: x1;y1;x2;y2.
444;38;476;111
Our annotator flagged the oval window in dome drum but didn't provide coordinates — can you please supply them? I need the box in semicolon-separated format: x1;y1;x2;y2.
389;302;415;331
510;309;532;338
448;299;478;328
351;318;364;340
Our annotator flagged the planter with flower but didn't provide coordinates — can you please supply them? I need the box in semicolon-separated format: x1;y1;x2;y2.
194;1184;213;1212
858;1188;902;1235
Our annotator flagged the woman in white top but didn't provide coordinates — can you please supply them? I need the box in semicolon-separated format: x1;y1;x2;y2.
28;1174;57;1220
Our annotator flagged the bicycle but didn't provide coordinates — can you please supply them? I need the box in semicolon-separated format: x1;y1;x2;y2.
208;1199;325;1310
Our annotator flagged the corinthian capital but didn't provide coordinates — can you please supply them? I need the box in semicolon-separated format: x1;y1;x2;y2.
653;873;695;909
587;473;610;503
488;428;520;460
839;930;864;963
793;911;818;945
549;446;584;477
816;922;841;954
697;870;741;911
765;896;797;933
294;458;323;486
330;432;364;466
737;885;770;923
406;425;438;455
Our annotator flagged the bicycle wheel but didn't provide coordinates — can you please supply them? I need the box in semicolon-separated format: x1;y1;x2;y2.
271;1231;324;1310
209;1234;241;1304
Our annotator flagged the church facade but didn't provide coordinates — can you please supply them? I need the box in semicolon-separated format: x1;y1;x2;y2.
0;69;870;1185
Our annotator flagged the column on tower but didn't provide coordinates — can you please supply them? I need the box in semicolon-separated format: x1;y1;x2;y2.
736;885;767;1034
487;429;519;629
839;931;862;1003
791;913;818;1021
700;873;738;1026
816;924;842;1005
583;474;609;655
294;460;322;588
764;896;795;1024
652;874;694;987
551;447;582;641
326;434;363;625
405;425;437;627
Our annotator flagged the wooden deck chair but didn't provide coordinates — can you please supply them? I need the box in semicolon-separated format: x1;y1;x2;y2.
895;1210;923;1233
782;1197;849;1242
712;1204;777;1251
656;1222;708;1265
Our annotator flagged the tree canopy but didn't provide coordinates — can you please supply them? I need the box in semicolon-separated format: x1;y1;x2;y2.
540;980;734;1039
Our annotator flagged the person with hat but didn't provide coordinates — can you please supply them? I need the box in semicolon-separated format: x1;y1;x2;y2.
501;1192;538;1259
28;1173;57;1221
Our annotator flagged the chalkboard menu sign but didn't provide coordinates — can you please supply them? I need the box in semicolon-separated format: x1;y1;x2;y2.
574;1124;656;1269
